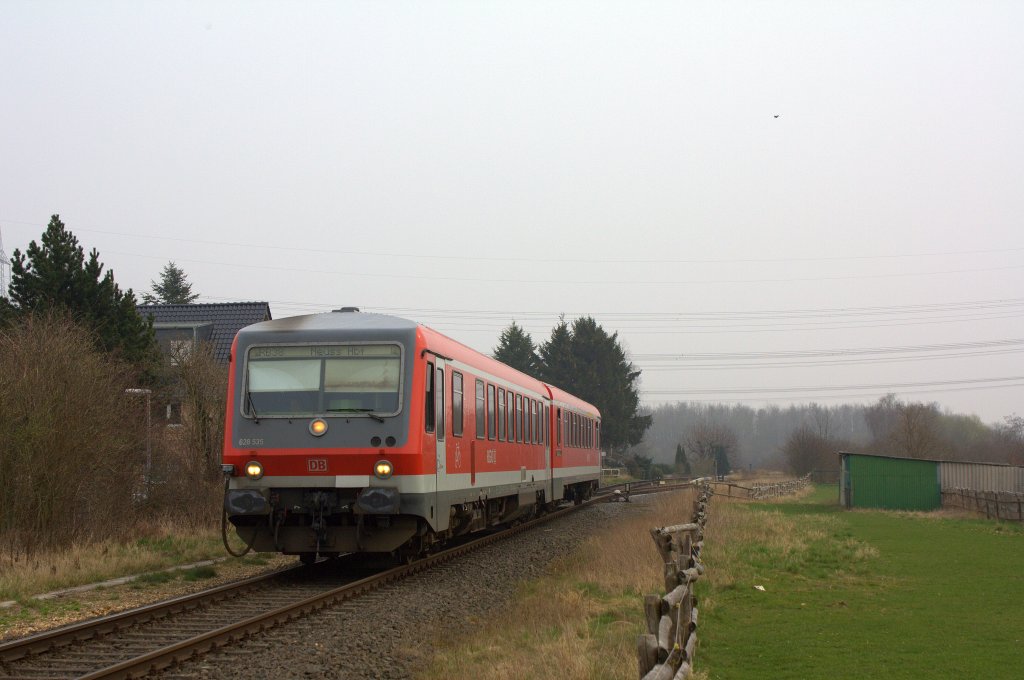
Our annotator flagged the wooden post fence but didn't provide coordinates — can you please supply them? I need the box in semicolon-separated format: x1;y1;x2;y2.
637;481;710;679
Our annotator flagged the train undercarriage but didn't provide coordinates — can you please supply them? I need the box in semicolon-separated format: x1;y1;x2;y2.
225;480;598;564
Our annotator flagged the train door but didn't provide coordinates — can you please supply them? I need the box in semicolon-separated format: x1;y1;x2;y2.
433;359;448;527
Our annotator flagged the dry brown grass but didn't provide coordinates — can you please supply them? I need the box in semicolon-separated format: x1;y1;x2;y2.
420;489;698;680
0;520;226;602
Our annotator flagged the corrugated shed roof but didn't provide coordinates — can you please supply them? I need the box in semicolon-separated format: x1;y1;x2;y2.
138;302;272;363
840;450;1023;469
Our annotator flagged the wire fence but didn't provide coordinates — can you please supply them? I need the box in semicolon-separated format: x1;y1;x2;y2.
942;488;1024;521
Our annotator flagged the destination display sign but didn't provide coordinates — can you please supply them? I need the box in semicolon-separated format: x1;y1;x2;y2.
249;344;401;360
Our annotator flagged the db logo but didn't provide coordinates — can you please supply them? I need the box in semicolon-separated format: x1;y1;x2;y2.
307;459;328;472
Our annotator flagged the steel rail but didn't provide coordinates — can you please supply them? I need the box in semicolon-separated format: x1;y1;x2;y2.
0;564;302;664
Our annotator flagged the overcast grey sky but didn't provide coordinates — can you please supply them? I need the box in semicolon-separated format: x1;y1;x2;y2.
2;1;1022;424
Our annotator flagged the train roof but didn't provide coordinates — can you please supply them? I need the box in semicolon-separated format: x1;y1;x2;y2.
237;309;417;335
235;309;601;419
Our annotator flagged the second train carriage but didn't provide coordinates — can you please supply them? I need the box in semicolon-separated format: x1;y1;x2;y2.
222;308;601;560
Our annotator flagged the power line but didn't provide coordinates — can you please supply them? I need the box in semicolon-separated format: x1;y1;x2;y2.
4;216;1023;266
641;375;1024;396
641;380;1024;405
631;338;1024;361
637;348;1024;371
198;294;1024;325
104;249;1024;287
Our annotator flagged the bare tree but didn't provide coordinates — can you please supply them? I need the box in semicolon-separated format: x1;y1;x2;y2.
864;394;901;453
892;401;941;458
783;425;832;475
810;404;834;439
0;314;145;557
684;418;738;474
147;341;227;525
995;415;1024;465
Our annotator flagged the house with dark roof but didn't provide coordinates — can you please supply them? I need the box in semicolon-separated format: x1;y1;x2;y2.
138;302;272;364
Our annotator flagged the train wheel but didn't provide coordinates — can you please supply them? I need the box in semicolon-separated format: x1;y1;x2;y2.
299;553;317;566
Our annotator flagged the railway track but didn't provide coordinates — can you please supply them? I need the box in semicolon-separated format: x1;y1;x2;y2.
0;481;693;679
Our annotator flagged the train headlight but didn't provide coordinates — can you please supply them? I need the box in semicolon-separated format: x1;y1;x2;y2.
245;460;264;480
374;460;394;479
309;418;328;437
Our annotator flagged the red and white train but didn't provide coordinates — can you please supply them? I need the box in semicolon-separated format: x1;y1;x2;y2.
222;307;601;561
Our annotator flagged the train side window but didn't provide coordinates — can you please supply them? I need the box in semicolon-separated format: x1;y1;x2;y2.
556;408;562;446
532;401;539;444
436;367;445;441
588;418;592;448
516;394;523;443
425;362;435;433
544;405;549;445
452;372;463;437
596;422;601;450
475;380;485;439
537;403;543;445
531;399;537;443
526;398;531;443
523;398;531;444
508;392;516;441
487;384;496;441
498;388;506;441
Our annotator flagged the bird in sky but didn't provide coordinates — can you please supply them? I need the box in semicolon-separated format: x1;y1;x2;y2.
774;114;780;119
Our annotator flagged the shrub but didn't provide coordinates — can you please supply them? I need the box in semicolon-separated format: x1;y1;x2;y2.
0;313;147;556
145;341;226;527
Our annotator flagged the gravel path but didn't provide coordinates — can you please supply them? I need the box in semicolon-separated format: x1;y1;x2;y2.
160;500;645;679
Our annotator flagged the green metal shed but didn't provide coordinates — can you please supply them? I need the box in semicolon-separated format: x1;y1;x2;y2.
840;452;941;511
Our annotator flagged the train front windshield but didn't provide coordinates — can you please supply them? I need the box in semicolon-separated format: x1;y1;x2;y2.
244;344;403;417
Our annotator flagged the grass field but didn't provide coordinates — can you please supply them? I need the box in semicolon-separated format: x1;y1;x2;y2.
698;485;1024;679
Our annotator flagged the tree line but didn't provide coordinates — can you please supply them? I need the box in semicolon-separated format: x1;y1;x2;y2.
634;398;1024;479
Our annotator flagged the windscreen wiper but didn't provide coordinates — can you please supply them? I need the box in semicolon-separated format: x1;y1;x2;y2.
246;391;260;424
326;407;385;423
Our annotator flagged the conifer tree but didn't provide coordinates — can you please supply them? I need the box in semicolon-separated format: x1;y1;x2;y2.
532;316;651;454
564;316;651;453
143;261;199;304
537;314;575;389
8;215;158;368
493;321;539;376
675;443;692;475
